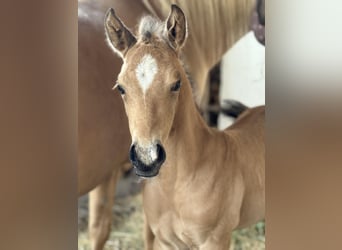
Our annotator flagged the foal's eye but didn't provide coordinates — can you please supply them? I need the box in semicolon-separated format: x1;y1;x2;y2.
170;80;181;92
117;84;125;95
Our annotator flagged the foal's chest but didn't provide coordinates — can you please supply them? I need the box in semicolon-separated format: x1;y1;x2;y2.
150;209;212;249
144;181;221;248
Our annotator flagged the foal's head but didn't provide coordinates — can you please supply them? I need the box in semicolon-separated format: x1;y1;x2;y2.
105;5;188;177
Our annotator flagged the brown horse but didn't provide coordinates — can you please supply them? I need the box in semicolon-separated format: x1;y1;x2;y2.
104;5;265;249
79;0;255;249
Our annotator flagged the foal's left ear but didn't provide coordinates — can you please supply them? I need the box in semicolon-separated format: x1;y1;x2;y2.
165;5;188;52
104;8;137;59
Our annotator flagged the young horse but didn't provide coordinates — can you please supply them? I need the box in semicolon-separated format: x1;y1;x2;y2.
79;0;256;249
105;5;265;249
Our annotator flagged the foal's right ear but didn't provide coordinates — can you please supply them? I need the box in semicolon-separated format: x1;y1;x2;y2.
104;8;137;59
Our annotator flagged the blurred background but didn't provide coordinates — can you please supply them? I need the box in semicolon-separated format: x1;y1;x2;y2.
2;1;342;250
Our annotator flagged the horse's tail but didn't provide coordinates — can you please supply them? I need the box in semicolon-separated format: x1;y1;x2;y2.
221;100;248;118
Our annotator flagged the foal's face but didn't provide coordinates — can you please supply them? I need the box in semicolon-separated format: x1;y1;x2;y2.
105;5;187;177
117;44;182;176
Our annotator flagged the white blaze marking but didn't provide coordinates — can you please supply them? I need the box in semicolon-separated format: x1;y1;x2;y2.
135;54;158;93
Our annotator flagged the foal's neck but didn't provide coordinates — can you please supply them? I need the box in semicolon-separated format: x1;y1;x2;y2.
164;77;217;176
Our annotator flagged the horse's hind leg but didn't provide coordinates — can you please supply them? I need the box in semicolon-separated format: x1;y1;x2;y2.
88;168;121;250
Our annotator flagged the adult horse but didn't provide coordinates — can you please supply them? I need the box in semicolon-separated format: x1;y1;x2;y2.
79;0;256;249
104;5;265;248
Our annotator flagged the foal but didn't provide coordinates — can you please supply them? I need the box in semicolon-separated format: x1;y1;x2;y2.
105;5;265;249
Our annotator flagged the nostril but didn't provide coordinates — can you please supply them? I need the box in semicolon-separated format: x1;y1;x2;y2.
129;144;137;163
156;144;166;164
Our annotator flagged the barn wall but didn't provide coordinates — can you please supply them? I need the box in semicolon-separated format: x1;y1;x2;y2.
218;31;265;130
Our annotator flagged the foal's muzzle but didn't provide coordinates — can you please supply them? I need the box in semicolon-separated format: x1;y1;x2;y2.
129;143;166;178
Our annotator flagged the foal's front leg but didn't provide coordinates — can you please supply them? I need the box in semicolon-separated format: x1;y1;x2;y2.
144;217;155;250
200;233;232;250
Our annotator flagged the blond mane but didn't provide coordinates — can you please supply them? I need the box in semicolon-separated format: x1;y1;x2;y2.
143;0;255;65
